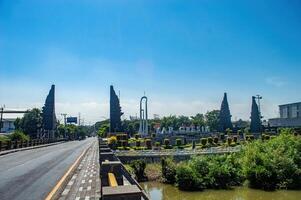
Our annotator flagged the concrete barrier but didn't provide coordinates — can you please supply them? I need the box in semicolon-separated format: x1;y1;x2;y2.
98;138;149;200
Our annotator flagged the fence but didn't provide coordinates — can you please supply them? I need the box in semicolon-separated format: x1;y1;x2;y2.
0;138;65;152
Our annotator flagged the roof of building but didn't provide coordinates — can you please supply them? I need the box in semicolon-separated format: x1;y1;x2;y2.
2;118;17;122
279;102;301;107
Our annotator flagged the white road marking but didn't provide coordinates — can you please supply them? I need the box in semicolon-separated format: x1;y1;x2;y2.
62;189;69;196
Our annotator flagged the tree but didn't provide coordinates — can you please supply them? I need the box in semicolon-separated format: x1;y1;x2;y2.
205;110;220;131
191;113;205;127
177;116;191;128
15;108;42;138
250;96;261;133
57;124;66;138
65;124;78;140
97;123;109;138
77;126;87;139
161;115;178;129
218;93;233;132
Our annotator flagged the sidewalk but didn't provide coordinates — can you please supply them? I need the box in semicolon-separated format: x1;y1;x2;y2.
58;140;101;200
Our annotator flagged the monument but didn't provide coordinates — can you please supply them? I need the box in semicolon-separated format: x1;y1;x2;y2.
218;93;233;132
250;96;262;133
42;84;57;138
139;96;148;136
110;85;123;132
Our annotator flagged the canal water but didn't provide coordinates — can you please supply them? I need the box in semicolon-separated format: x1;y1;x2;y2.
141;182;301;200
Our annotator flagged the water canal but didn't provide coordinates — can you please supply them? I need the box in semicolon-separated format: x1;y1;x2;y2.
141;182;301;200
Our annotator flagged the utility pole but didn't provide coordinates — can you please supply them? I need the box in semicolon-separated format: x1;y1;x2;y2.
60;113;67;125
78;113;81;126
0;106;4;131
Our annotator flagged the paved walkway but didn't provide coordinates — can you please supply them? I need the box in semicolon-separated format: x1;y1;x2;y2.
59;140;100;200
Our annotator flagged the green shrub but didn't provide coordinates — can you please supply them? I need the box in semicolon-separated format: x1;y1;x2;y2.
8;130;30;141
161;158;177;184
233;136;238;143
136;140;141;147
206;155;243;189
134;146;146;150
192;140;196;149
130;159;147;182
163;145;173;149
270;136;276;140
162;128;301;192
227;137;232;145
226;128;232;135
241;129;301;190
220;133;225;141
145;139;152;149
176;138;182;146
265;135;270;140
117;146;130;150
0;135;10;142
174;155;244;191
155;142;160;147
208;137;213;144
120;140;128;147
213;137;218;144
201;138;207;146
134;134;141;140
176;164;199;191
164;138;170;146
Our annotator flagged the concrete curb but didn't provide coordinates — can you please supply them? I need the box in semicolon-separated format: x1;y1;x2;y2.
0;141;66;157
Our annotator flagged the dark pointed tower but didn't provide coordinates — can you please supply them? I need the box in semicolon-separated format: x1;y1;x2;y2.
250;96;262;133
218;93;233;132
42;85;56;133
110;85;123;132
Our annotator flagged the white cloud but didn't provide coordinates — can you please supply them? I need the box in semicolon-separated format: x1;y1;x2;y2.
265;77;286;87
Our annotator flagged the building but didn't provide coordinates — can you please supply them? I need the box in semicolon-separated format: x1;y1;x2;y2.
0;118;16;134
269;102;301;127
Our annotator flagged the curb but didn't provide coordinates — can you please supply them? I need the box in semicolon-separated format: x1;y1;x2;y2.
0;141;66;157
45;142;93;200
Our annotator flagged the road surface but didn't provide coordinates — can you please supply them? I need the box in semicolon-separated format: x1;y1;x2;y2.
0;137;95;200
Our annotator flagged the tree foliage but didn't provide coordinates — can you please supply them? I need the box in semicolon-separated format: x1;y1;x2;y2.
130;159;147;182
162;128;300;191
205;110;220;131
8;130;30;141
14;108;42;138
161;158;177;184
241;128;301;190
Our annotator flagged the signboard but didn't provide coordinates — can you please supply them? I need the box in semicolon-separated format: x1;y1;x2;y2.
67;117;77;124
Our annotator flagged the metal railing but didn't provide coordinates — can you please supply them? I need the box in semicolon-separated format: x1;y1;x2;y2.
114;146;242;156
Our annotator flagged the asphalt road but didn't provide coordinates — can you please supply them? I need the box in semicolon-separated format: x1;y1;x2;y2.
0;137;95;200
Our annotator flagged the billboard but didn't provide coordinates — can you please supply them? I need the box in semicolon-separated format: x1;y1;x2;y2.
67;117;78;124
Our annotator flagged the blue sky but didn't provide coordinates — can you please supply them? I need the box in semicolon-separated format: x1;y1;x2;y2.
1;0;301;123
